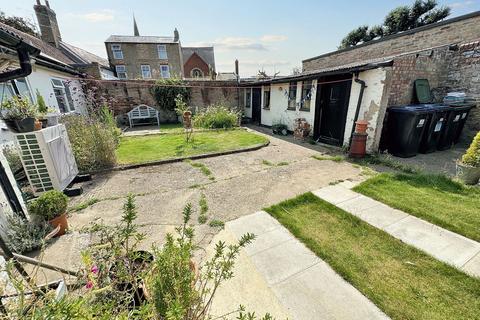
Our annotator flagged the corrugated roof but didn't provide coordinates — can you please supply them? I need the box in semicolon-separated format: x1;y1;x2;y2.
182;47;215;70
105;35;177;44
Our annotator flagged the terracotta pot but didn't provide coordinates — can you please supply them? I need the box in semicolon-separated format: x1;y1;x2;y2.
49;213;68;237
456;162;480;185
34;119;42;131
349;132;368;158
355;120;368;134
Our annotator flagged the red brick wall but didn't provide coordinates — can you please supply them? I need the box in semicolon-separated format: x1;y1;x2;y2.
184;53;210;78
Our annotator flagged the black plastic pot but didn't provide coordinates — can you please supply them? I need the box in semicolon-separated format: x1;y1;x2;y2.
3;117;36;133
40;118;48;128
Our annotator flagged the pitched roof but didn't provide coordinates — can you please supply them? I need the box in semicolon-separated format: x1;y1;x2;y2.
105;35;177;44
59;41;109;67
182;47;215;70
0;21;74;65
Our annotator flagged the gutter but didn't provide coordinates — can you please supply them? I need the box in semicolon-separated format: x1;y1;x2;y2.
35;57;85;77
349;72;367;147
0;28;40;82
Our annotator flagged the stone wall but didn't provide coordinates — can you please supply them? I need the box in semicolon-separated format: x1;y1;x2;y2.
91;79;240;123
303;12;480;71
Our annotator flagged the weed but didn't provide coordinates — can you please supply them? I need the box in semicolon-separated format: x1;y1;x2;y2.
186;160;215;180
69;198;100;212
209;219;225;228
312;155;344;162
277;161;289;166
262;160;274;166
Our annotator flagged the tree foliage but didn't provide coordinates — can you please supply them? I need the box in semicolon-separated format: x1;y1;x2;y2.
339;0;450;48
0;11;38;37
150;78;190;111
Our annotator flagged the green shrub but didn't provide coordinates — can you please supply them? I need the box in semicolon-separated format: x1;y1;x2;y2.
36;89;48;115
5;213;52;253
61;114;118;172
0;95;37;120
461;131;480;167
2;145;22;173
28;190;68;221
193;104;239;129
150;78;190;111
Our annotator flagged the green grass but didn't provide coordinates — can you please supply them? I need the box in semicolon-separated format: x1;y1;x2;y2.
69;198;99;212
186;160;215;180
116;130;268;164
354;172;480;242
312;155;344;162
265;193;480;320
208;219;225;228
160;123;184;133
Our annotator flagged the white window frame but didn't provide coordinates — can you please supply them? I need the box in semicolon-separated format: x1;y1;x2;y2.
141;64;152;79
115;65;127;79
160;65;170;78
51;78;74;113
111;44;123;59
157;45;168;59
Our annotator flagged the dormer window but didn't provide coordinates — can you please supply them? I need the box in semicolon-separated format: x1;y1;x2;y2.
111;44;123;59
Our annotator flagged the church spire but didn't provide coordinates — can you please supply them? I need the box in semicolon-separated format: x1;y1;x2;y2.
133;14;140;36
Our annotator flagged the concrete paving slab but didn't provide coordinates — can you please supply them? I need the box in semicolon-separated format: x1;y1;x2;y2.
462;252;480;278
384;216;480;268
357;203;409;229
336;195;381;215
226;211;282;239
243;227;293;256
273;261;389;320
311;185;360;205
250;238;320;286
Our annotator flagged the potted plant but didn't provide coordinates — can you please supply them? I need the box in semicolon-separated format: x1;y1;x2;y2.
36;90;49;128
28;190;69;236
1;96;38;133
456;131;480;185
272;123;288;135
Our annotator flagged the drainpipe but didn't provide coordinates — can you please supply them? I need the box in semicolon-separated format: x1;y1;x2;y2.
349;72;367;147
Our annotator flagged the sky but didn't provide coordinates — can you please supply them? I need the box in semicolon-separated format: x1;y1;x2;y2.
2;0;480;77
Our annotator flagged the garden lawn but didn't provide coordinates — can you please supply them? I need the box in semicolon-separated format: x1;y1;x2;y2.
353;172;480;242
265;193;480;320
116;129;268;164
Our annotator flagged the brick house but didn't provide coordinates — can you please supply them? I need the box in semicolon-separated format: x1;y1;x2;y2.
105;20;216;80
242;11;480;152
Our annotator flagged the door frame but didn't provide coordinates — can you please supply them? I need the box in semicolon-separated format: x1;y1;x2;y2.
251;87;262;124
313;75;352;146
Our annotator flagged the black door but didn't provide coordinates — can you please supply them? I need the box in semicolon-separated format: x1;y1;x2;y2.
252;88;262;124
314;80;352;146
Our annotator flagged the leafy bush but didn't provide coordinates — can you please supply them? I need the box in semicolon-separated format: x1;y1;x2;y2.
36;89;48;115
0;95;37;120
193;104;239;129
28;190;68;220
150;78;190;111
61;114;118;172
461;131;480;167
5;213;52;253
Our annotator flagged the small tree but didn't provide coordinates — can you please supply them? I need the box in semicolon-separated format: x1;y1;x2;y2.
150;78;190;111
0;11;38;37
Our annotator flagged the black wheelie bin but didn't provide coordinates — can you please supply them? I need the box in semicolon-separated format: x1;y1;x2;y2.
418;104;451;154
386;105;431;158
437;104;473;150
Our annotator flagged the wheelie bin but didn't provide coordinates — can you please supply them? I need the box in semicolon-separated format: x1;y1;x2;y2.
418;104;451;154
437;104;473;150
386;105;431;158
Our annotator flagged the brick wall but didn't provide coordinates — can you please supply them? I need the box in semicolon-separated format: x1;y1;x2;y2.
303;12;480;71
387;42;480;140
184;53;210;78
89;79;240;123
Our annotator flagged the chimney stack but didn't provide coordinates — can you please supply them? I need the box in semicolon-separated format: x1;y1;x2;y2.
235;59;239;81
174;28;179;42
34;0;62;48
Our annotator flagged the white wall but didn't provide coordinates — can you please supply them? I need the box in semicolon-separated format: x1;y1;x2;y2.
344;68;388;152
261;80;317;131
27;65;87;115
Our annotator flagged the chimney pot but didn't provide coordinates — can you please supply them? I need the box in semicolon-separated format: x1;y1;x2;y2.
45;0;50;8
174;28;179;42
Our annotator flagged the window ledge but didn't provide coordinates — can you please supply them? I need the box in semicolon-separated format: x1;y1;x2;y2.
299;108;311;112
286;107;296;111
263;107;270;110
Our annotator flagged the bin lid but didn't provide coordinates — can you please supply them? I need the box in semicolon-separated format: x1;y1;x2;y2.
414;79;432;103
388;105;431;114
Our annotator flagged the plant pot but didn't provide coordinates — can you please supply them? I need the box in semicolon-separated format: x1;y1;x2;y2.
456;162;480;185
355;120;368;134
34;119;42;131
48;212;68;237
16;117;36;132
40;118;49;128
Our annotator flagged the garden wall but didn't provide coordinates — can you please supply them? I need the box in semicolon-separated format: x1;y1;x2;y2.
89;79;240;123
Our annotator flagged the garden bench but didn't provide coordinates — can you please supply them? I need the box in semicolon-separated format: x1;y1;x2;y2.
127;105;160;128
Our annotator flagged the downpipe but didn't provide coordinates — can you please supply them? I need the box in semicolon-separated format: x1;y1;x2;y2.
348;72;367;148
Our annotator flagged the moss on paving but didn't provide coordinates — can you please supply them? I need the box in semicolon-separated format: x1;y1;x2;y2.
311;155;344;162
354;172;480;242
265;193;480;320
116;129;268;164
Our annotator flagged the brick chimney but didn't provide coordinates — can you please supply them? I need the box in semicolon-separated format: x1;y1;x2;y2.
174;28;179;42
34;0;62;47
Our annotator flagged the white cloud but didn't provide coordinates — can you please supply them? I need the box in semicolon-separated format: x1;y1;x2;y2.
260;34;288;42
79;10;115;22
212;37;268;51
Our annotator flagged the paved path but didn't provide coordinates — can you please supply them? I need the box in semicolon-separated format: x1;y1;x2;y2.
312;184;480;278
211;211;389;320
